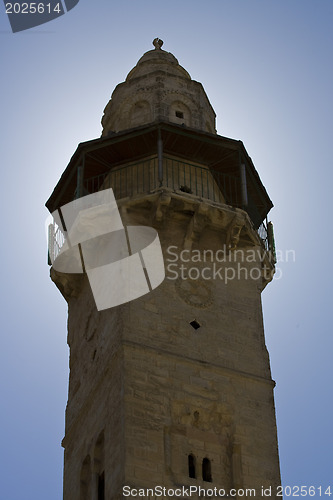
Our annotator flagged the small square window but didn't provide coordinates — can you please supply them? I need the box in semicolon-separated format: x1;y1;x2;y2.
176;111;184;119
190;320;201;330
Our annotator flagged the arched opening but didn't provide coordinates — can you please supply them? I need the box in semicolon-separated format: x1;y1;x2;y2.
80;455;91;500
94;431;105;500
202;457;212;482
98;471;105;500
205;121;213;133
129;100;151;128
188;454;196;478
169;101;191;127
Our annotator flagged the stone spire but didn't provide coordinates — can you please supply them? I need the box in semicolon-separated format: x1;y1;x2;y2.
101;40;216;135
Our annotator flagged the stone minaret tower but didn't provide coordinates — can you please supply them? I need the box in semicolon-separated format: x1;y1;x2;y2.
46;40;280;499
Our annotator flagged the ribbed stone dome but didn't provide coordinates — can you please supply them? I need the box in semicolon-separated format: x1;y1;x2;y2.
126;48;191;81
101;40;216;136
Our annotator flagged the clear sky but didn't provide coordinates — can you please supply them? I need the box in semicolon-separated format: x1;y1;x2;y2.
1;1;332;499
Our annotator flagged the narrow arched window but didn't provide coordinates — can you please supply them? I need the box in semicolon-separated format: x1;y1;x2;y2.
98;471;105;500
94;431;105;500
80;455;91;500
188;454;196;478
202;457;212;482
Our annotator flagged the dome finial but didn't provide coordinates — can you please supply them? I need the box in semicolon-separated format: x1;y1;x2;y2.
152;38;163;50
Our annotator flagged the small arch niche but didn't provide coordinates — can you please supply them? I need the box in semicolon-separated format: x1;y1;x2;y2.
80;455;91;500
169;101;191;127
202;457;212;482
94;431;105;500
129;100;151;128
97;471;105;500
188;454;196;479
205;120;213;133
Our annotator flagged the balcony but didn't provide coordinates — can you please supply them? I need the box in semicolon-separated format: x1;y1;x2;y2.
48;154;276;266
84;155;274;255
46;123;276;269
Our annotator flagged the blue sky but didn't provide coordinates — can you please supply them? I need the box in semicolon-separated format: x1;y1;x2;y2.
1;1;332;498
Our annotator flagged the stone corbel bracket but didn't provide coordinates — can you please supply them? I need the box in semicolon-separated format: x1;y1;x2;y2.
50;267;84;302
183;202;210;250
226;212;245;251
153;191;172;224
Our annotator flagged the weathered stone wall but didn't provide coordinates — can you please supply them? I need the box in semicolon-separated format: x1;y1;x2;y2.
120;199;279;493
57;192;280;499
123;344;280;492
62;283;126;500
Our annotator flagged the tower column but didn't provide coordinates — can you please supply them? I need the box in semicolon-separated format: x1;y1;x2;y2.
46;40;280;500
158;128;163;185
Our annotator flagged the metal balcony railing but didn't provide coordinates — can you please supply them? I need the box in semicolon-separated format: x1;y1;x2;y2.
48;157;275;263
84;157;158;199
84;156;240;206
258;220;276;262
163;157;239;205
47;222;65;266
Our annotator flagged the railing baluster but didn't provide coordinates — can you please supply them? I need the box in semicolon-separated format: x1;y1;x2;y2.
155;158;157;189
228;176;234;205
206;169;209;200
171;159;174;189
142;161;145;196
177;160;180;189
